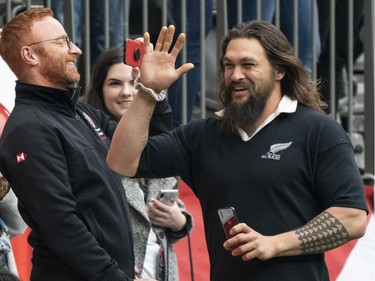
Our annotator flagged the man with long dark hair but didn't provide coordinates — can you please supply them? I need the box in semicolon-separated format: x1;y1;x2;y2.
108;22;368;280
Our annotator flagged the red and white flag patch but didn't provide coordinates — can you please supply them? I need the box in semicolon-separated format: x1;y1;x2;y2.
16;152;27;163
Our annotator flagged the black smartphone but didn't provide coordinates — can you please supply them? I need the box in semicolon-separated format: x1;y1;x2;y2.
124;39;144;67
218;207;239;239
156;189;179;206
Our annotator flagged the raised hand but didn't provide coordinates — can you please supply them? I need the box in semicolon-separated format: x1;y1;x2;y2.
139;25;194;93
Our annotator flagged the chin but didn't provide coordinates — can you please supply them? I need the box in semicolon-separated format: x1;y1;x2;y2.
72;74;81;83
231;91;249;101
232;96;249;105
66;70;80;83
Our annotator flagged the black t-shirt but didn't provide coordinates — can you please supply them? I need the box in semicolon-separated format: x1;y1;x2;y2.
136;104;368;281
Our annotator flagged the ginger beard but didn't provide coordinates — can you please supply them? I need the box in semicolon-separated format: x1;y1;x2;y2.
220;70;276;134
38;47;80;88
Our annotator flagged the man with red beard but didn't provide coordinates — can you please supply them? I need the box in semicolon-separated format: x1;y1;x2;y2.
107;22;369;281
0;8;163;281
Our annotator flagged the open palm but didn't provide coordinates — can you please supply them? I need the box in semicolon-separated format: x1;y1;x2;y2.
139;25;194;93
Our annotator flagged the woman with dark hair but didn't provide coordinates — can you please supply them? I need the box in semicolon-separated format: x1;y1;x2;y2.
82;47;193;281
83;48;126;120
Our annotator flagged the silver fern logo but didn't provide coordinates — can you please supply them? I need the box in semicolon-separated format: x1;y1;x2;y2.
261;142;292;160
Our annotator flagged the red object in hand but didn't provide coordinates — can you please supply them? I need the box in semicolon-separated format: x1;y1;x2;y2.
124;39;144;67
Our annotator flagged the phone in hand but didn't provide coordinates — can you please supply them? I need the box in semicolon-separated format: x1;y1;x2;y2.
156;189;179;206
218;207;239;239
124;39;144;67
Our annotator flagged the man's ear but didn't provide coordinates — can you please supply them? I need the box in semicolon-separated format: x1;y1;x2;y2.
20;46;38;66
275;67;285;81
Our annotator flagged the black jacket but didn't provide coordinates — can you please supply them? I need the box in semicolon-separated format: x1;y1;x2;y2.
0;82;172;281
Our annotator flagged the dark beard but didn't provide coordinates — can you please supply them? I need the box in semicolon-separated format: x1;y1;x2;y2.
220;79;275;134
220;93;266;134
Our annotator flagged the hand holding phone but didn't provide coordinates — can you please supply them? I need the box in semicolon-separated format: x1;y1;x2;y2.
156;189;179;206
124;39;144;67
218;207;239;239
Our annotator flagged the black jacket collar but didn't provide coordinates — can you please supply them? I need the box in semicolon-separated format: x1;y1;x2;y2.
15;81;81;111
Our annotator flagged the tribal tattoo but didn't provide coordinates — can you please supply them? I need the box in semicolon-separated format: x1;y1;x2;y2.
295;211;351;255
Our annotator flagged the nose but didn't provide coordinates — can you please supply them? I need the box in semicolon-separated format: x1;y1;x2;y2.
231;65;245;82
121;83;133;97
69;42;82;56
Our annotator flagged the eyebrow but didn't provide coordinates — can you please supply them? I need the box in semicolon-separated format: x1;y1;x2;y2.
106;78;122;82
223;56;258;64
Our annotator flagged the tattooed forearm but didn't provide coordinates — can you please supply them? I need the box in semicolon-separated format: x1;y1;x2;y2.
295;211;351;255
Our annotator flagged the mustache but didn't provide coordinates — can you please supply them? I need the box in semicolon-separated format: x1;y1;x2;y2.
225;80;257;101
229;81;249;89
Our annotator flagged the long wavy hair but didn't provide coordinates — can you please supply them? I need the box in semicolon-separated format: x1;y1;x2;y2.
81;47;124;120
218;21;327;112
